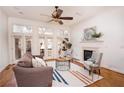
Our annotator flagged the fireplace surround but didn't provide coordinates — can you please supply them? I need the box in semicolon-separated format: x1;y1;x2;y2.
82;47;99;62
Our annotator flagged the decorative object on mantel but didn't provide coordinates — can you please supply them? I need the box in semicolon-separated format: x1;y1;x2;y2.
92;32;102;38
83;26;96;41
82;26;103;42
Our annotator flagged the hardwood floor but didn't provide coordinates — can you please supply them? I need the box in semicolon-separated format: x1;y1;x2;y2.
88;67;124;87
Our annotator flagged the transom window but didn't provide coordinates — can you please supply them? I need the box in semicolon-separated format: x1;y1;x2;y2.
47;38;53;50
38;27;70;39
39;27;53;35
63;30;70;37
13;24;32;33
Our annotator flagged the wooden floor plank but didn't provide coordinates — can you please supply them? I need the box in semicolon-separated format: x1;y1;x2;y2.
87;67;124;87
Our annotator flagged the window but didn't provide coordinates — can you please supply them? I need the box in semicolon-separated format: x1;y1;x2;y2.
57;29;63;37
63;30;70;37
13;24;32;33
47;38;53;50
38;27;53;35
56;29;70;37
40;38;45;49
39;27;46;34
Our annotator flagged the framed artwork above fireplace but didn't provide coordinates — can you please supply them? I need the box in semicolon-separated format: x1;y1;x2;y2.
83;26;96;41
81;26;103;43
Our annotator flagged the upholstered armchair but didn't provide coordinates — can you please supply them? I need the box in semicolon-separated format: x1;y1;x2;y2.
83;52;103;74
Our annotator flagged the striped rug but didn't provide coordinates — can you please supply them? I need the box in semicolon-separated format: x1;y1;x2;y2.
69;71;93;85
53;69;69;85
52;70;103;87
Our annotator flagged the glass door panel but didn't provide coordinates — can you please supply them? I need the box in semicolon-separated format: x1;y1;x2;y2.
39;38;45;58
25;37;32;53
14;37;22;60
46;38;53;59
57;38;62;57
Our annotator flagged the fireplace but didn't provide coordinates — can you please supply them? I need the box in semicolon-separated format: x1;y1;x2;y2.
82;47;99;61
84;50;93;61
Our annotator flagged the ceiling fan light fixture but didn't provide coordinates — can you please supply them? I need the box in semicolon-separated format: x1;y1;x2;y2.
48;6;73;25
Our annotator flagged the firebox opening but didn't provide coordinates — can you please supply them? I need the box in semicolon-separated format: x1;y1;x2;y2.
84;50;93;61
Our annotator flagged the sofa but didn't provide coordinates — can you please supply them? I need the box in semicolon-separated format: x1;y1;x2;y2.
13;52;53;87
14;65;53;87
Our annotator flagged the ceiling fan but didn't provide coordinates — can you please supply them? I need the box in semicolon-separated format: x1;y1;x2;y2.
47;6;73;25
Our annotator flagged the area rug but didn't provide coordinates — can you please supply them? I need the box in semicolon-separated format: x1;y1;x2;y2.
52;69;103;87
47;61;103;87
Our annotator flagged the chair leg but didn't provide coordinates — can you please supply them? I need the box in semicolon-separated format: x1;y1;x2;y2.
89;70;91;75
99;69;101;75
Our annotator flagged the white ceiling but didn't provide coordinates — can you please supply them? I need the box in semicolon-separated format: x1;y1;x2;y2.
1;6;111;26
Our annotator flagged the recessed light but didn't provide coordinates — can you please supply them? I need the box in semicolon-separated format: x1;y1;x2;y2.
18;11;24;15
14;7;20;10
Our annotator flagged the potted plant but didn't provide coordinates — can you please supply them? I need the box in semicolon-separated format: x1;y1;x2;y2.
92;32;103;38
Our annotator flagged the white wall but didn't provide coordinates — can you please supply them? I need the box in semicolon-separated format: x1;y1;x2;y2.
0;9;9;70
70;7;124;74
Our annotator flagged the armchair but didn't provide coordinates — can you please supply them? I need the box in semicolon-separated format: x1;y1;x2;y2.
83;52;103;75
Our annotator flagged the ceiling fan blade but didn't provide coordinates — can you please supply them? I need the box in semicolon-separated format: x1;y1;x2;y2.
47;19;54;23
58;20;63;25
40;13;51;18
59;17;73;20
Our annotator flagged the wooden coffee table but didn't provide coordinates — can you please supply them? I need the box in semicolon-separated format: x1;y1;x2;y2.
55;57;72;71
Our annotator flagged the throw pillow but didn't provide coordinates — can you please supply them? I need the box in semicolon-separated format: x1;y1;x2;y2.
17;52;33;68
35;57;47;66
32;58;41;67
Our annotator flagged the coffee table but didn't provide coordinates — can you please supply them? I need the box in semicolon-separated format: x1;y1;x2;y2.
55;57;72;71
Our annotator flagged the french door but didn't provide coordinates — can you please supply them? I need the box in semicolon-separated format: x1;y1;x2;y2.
46;37;54;59
39;36;54;59
13;36;22;60
12;35;62;61
13;35;32;62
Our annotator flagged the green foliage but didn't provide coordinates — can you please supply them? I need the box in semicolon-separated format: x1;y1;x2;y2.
92;32;102;38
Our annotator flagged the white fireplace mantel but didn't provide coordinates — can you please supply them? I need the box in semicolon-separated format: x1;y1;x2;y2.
81;41;104;62
80;40;104;43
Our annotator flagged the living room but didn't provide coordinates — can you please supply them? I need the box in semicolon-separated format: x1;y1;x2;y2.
0;4;124;89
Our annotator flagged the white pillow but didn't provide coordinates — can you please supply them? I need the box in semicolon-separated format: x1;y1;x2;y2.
32;58;40;67
35;57;46;66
